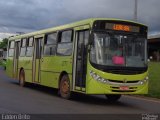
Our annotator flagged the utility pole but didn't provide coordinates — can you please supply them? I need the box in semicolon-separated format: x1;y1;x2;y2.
134;0;138;21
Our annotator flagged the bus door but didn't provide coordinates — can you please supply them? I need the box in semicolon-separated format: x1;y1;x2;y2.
33;36;44;83
13;40;20;79
73;26;90;91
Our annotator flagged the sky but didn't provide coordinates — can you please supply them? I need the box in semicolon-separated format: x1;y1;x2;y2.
0;0;160;40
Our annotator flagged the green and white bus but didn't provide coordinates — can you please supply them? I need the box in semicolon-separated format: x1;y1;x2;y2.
6;18;148;101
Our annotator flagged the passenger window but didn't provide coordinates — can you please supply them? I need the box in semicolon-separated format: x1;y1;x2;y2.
8;49;14;57
44;33;57;56
44;45;56;56
22;38;27;47
26;37;34;56
20;38;26;56
8;41;15;57
46;33;57;45
57;30;73;56
9;41;15;48
28;37;33;46
57;43;73;56
61;30;72;43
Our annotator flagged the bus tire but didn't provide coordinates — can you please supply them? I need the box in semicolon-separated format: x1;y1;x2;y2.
19;69;25;87
105;94;121;102
59;74;71;99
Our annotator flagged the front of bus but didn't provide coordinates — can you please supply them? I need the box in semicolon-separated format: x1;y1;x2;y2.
87;19;148;99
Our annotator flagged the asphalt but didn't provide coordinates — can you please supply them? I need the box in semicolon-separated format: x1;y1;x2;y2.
0;67;160;119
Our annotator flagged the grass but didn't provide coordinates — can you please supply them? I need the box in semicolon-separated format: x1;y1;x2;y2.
146;62;160;99
0;59;3;66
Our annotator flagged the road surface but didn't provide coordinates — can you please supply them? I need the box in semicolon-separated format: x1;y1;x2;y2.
0;67;160;119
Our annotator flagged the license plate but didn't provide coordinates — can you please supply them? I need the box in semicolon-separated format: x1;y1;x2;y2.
120;86;129;90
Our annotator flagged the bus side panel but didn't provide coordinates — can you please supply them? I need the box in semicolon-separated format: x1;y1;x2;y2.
18;57;33;83
25;69;33;83
40;56;60;88
40;56;72;88
40;72;59;88
6;57;14;78
58;56;73;90
24;57;33;83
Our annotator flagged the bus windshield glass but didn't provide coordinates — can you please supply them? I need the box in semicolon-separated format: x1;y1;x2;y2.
90;32;147;67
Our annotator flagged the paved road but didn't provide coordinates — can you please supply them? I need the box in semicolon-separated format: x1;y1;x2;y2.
0;67;160;115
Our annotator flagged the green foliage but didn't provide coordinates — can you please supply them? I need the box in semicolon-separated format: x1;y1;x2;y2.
146;62;160;98
0;59;6;68
0;38;8;49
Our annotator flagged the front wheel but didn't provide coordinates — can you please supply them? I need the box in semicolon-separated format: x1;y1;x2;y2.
105;95;121;102
59;75;71;99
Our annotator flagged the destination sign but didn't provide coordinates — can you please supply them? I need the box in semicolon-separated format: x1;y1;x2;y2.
105;23;140;32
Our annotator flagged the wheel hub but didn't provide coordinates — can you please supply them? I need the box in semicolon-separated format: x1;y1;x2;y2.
61;81;69;93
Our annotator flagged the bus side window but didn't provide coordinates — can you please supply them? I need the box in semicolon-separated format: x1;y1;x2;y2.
20;38;27;57
8;41;15;57
57;30;73;56
26;37;34;57
44;32;57;56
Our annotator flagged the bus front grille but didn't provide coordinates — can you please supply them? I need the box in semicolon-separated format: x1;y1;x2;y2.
108;79;139;84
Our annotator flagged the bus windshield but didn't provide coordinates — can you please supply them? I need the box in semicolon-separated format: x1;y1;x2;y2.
90;32;147;67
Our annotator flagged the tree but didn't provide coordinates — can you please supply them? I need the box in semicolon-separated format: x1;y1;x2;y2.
0;38;8;49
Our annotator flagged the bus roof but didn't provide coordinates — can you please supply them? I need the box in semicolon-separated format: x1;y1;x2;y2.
9;18;147;41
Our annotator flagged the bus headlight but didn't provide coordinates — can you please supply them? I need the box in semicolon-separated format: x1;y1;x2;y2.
139;76;149;85
90;71;109;84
